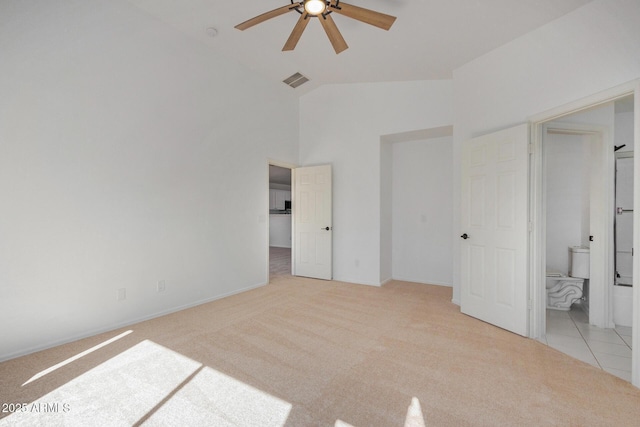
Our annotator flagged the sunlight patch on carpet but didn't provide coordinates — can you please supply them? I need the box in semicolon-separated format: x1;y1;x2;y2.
4;340;201;426
144;366;292;426
22;330;133;386
3;339;292;426
404;397;426;427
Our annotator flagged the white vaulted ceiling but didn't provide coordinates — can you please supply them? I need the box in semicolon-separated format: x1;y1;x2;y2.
125;0;594;95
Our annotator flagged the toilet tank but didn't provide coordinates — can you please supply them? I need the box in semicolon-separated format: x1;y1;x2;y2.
569;246;590;279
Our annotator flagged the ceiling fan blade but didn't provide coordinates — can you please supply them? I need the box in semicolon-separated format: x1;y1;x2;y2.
328;1;396;31
318;13;348;54
235;3;301;31
283;12;310;51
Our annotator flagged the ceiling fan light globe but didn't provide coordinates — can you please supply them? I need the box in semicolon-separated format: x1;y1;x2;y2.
304;0;326;15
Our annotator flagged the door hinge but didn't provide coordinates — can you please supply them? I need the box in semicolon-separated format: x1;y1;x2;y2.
527;299;532;310
528;222;533;232
528;144;534;154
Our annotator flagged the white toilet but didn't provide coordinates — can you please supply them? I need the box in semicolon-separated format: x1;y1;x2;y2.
546;246;590;311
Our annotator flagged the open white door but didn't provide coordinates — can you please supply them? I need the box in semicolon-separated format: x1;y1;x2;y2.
460;124;529;336
292;164;332;280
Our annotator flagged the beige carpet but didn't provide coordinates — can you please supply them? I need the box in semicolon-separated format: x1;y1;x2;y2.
1;277;639;426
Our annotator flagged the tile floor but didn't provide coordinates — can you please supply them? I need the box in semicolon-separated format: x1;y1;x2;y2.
543;307;633;382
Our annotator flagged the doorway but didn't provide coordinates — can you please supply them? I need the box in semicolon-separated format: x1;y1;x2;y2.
268;164;293;280
268;161;334;282
543;119;611;326
533;94;635;382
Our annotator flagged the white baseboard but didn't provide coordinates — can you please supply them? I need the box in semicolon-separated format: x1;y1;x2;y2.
333;276;382;287
333;275;454;288
391;275;453;287
0;281;267;363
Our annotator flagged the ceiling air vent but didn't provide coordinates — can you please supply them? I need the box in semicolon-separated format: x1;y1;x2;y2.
283;72;309;88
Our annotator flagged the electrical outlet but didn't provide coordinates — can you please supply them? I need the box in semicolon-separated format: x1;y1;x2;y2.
157;280;166;293
117;288;126;301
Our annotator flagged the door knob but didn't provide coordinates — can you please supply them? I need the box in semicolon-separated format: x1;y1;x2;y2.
460;233;469;240
322;226;331;231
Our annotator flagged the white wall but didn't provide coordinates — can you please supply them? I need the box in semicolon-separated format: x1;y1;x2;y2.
452;0;640;304
545;102;617;274
0;0;299;360
392;137;453;286
299;81;453;285
269;184;292;191
545;133;591;273
269;215;292;248
615;109;635;154
380;141;393;283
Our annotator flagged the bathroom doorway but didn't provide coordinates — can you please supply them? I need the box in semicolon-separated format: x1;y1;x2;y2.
543;122;606;321
539;96;634;382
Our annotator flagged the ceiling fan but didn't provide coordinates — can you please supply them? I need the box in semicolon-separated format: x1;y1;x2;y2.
235;0;396;54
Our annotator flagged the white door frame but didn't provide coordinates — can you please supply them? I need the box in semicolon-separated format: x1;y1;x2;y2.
528;79;640;387
267;159;297;281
